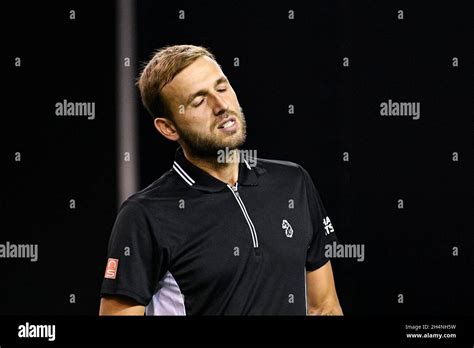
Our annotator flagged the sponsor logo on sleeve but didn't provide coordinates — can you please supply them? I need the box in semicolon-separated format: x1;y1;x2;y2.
104;258;119;279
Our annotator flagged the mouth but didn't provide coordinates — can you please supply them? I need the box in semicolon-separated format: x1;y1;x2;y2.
217;117;237;131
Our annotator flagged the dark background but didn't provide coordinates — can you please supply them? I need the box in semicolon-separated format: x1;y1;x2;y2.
3;0;472;316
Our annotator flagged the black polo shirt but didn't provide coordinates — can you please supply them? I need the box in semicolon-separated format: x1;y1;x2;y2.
101;147;337;315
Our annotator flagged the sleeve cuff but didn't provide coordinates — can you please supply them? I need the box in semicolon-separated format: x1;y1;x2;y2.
100;287;151;307
306;257;330;272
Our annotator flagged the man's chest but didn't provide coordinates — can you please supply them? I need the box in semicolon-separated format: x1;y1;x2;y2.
160;188;311;285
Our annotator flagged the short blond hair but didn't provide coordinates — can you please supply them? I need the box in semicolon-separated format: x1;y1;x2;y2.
137;45;216;119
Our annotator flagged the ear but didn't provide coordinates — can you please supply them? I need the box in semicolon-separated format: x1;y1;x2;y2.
154;117;180;141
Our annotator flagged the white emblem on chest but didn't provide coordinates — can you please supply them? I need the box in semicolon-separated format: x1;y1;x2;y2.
282;219;294;238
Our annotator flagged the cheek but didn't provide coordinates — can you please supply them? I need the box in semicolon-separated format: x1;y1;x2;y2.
182;110;213;131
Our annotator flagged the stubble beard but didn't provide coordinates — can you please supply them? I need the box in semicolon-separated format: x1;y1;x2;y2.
176;108;247;163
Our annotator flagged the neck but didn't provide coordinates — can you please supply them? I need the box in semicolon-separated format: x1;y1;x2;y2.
182;147;240;186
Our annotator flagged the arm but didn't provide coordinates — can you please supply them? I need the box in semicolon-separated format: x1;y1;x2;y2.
306;260;343;315
99;295;145;316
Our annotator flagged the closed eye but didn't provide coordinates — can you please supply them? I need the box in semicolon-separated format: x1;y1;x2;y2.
216;83;227;93
192;99;204;107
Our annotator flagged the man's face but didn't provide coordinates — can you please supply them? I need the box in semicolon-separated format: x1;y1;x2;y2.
161;56;246;159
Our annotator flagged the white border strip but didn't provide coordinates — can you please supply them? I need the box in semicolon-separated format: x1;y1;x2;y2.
173;163;194;186
173;161;195;184
243;158;252;170
227;185;259;248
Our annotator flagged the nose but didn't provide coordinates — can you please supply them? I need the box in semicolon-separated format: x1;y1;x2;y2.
211;92;229;116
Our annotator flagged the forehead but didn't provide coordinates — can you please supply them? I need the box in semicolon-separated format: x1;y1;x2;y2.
163;56;224;101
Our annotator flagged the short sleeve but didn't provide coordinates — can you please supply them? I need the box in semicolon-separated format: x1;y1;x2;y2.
300;166;338;271
100;199;167;306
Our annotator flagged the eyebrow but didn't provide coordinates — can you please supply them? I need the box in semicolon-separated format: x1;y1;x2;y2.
185;76;229;105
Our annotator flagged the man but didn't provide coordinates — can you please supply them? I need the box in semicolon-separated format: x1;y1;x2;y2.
99;45;343;315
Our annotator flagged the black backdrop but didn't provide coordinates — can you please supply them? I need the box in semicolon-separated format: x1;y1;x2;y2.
3;0;472;318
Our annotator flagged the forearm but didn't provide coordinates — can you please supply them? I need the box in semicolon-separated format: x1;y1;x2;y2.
306;261;343;316
308;300;343;315
99;296;145;316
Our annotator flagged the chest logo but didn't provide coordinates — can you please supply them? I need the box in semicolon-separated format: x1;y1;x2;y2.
282;219;294;238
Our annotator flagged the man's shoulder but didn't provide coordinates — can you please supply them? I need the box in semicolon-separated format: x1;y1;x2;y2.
123;169;185;209
254;158;314;187
255;158;305;177
256;157;300;168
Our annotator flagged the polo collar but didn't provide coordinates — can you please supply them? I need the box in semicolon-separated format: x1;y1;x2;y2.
172;147;266;192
